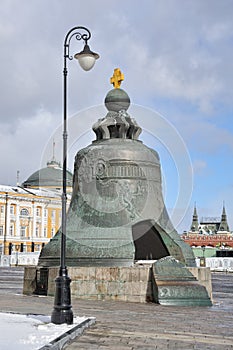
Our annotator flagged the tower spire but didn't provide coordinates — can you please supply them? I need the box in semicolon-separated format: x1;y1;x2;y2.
47;139;61;168
52;139;56;161
219;201;229;232
190;203;199;232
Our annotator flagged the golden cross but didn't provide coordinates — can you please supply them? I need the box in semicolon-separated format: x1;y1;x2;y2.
110;68;124;89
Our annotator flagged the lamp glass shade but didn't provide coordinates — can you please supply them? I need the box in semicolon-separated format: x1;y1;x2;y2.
76;55;96;71
74;43;99;71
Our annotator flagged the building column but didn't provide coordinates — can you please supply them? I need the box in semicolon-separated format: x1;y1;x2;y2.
15;202;20;241
32;201;36;243
4;194;10;255
41;203;45;241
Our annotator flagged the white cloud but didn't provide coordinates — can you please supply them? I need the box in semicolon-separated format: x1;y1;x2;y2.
0;108;57;185
203;20;232;43
0;0;232;227
192;160;207;175
185;120;233;154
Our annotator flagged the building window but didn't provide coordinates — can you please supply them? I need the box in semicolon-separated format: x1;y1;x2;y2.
20;208;29;216
35;227;39;237
20;226;26;237
44;209;47;218
36;207;41;216
10;206;14;214
52;210;56;222
0;206;4;214
0;226;3;236
9;225;14;236
44;228;47;237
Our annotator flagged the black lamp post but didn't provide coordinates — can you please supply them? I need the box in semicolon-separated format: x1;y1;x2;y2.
51;26;99;325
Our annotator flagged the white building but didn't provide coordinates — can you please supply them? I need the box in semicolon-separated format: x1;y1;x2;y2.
0;160;72;263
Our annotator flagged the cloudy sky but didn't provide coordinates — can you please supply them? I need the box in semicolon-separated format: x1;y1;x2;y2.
0;0;233;232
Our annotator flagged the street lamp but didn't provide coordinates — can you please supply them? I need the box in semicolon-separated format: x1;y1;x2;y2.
200;245;206;267
201;245;206;257
51;26;99;325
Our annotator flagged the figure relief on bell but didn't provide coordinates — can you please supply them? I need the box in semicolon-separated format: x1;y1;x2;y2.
77;152;95;184
95;159;107;180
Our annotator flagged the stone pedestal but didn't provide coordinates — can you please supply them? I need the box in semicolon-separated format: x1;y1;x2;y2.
23;262;212;305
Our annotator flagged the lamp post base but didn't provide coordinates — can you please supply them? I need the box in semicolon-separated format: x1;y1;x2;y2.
51;268;73;325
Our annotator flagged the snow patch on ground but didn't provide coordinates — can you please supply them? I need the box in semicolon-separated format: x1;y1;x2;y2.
0;312;94;349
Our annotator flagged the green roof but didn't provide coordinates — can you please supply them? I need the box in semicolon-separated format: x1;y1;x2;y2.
23;160;73;188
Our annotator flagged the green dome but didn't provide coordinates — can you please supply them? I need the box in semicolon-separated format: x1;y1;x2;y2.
23;160;73;189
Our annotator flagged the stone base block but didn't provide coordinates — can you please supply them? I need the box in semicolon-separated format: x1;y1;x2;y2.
23;262;212;305
23;266;37;295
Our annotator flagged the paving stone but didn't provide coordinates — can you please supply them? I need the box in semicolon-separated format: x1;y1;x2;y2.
0;269;233;350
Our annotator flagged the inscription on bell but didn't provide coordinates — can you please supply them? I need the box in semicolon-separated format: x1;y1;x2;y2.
79;158;161;182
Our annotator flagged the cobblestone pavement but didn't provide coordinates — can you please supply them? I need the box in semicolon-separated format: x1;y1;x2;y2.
0;266;24;295
0;269;232;349
64;273;233;350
